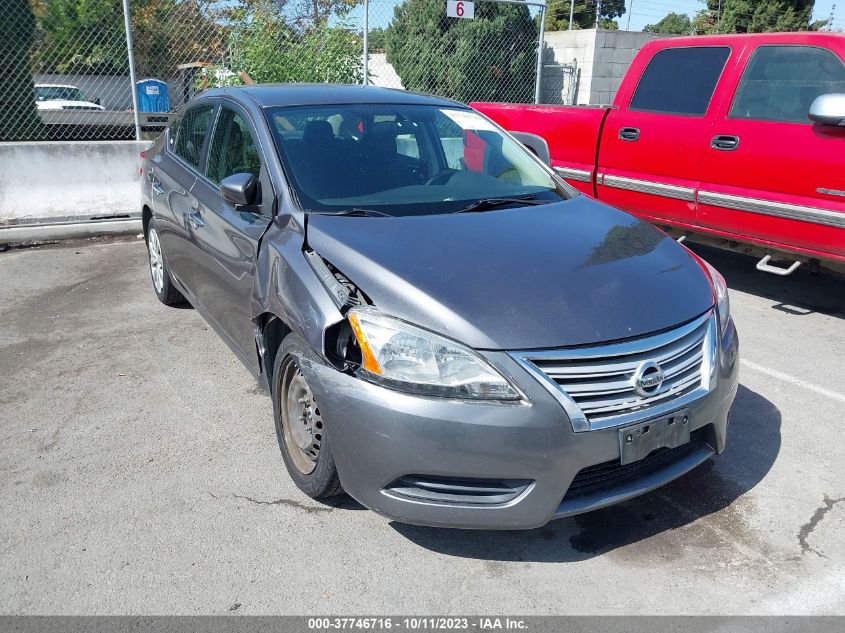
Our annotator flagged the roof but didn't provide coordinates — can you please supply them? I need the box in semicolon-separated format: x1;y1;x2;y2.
201;84;466;109
641;32;845;51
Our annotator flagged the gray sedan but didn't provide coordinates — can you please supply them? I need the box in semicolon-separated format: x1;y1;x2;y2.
140;84;739;529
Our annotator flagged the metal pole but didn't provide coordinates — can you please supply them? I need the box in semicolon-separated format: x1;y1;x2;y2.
534;6;547;104
569;0;575;29
626;0;633;30
716;0;721;34
121;0;142;141
595;0;602;28
363;0;369;86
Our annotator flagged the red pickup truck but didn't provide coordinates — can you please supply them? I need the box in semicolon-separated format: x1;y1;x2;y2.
473;33;845;276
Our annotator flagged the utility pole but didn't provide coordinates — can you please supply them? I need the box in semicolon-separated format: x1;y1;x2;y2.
828;4;836;31
569;0;575;29
716;0;722;34
626;0;633;30
596;0;602;28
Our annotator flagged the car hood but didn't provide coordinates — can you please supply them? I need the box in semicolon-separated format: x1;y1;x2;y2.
306;197;714;350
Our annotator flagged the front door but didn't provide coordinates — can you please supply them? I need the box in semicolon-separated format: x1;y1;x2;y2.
596;45;733;228
698;43;845;261
188;103;274;369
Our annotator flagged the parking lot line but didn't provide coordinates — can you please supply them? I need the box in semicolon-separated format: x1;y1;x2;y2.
740;358;845;405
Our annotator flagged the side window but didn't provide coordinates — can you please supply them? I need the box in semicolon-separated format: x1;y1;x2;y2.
206;107;262;185
630;47;731;116
730;46;845;124
173;104;213;168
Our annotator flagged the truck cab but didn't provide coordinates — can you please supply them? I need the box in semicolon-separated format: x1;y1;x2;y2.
474;33;845;275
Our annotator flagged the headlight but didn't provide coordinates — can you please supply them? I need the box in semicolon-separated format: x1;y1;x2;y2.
347;307;521;400
700;259;730;335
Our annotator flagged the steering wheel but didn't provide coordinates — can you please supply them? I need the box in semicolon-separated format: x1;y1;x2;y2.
425;168;458;186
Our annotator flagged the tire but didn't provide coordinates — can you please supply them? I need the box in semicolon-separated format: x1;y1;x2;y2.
272;333;344;498
146;219;187;307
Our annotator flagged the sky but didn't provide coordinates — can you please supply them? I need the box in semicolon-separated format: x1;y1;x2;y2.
615;0;842;32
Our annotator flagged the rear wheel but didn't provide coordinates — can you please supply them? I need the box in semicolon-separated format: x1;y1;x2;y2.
146;219;186;306
272;334;343;498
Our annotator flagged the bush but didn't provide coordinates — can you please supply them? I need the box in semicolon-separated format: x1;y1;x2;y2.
0;0;42;141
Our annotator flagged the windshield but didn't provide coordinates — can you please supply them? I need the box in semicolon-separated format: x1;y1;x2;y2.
265;104;570;216
35;86;87;102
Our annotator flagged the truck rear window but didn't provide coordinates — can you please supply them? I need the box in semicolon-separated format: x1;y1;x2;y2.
629;47;730;116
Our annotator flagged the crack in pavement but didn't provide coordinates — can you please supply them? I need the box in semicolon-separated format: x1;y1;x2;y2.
798;494;844;558
233;494;334;514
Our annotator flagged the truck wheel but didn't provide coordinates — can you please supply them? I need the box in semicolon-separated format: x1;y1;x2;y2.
146;219;186;306
272;334;344;499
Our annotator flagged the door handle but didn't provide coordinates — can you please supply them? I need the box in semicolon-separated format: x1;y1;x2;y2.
188;210;204;229
711;135;740;151
618;127;640;142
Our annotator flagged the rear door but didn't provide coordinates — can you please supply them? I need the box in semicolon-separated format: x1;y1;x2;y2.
188;102;274;370
596;45;732;227
151;102;215;295
697;43;845;262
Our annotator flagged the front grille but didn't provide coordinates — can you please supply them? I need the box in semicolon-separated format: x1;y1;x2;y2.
385;475;533;506
515;312;714;427
563;427;709;500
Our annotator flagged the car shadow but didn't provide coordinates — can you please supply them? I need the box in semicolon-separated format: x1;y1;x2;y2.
389;384;780;562
685;243;845;320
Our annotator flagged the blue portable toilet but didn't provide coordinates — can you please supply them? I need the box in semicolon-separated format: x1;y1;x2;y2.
136;78;170;112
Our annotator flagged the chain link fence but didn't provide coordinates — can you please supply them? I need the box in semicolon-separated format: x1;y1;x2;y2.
2;0;562;144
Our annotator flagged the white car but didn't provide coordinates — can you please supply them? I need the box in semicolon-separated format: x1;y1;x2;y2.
35;84;104;111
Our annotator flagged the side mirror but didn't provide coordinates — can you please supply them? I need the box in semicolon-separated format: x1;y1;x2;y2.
220;173;258;207
808;93;845;127
94;98;101;105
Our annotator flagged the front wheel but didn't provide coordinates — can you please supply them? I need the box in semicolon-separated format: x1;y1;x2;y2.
146;219;186;306
272;334;344;498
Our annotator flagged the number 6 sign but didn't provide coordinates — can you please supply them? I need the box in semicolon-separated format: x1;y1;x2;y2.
446;0;475;19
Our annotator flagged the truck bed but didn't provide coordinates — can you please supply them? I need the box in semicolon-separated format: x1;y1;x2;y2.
471;102;610;194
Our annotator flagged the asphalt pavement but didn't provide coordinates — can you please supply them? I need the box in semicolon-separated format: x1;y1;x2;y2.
0;236;843;614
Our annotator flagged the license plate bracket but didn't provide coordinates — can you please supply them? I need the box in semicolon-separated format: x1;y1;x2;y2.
619;410;691;466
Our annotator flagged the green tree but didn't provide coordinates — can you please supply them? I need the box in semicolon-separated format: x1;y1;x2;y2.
202;1;362;88
368;27;387;52
0;0;42;140
384;0;537;103
693;0;815;34
545;0;626;31
31;0;128;74
643;12;693;34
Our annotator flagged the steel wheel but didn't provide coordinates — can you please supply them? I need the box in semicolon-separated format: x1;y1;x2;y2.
147;227;165;293
280;357;323;475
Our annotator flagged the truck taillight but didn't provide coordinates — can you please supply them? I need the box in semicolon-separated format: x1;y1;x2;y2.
139;151;146;175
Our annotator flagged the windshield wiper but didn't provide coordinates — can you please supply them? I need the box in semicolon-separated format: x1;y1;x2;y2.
453;195;545;214
326;208;393;218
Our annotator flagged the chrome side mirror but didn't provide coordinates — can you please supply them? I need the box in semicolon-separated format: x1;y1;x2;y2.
808;93;845;126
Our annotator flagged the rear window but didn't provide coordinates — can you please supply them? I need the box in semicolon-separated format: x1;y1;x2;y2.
173;104;214;169
629;47;731;116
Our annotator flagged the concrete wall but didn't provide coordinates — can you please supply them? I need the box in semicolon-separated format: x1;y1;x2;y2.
543;29;672;105
0;141;152;224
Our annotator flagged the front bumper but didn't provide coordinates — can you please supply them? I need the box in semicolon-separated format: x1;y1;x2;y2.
301;319;739;530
